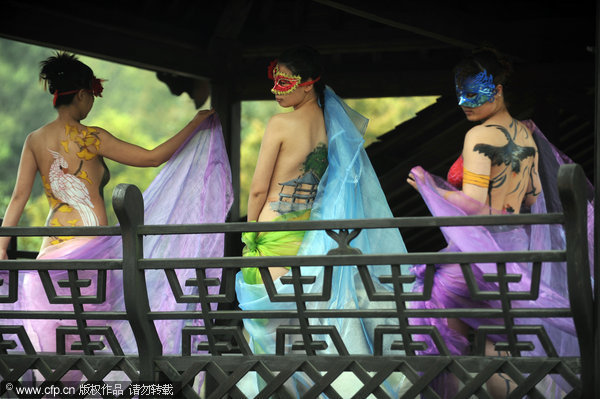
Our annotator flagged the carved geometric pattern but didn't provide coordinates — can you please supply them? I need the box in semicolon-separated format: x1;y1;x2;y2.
144;221;579;398
165;268;227;304
182;326;252;356
0;325;36;355
1;172;589;398
357;263;425;301
0;270;18;303
56;326;124;355
461;261;543;301
2;247;582;398
473;325;559;357
262;265;334;302
38;269;106;304
147;356;581;398
0;356;139;397
325;228;362;255
374;325;442;355
275;325;347;355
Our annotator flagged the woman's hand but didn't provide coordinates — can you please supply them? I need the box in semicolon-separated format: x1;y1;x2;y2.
191;109;215;126
407;166;425;192
406;173;418;191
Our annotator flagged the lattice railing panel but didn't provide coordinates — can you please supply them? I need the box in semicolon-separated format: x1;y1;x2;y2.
0;164;592;397
150;356;582;398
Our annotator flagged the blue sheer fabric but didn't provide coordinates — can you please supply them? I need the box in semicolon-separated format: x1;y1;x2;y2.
236;87;408;397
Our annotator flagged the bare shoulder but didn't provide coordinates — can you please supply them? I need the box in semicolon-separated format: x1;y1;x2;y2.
265;112;298;137
23;131;37;147
24;124;50;147
465;124;498;141
86;125;110;136
26;126;43;139
463;124;497;149
82;125;114;144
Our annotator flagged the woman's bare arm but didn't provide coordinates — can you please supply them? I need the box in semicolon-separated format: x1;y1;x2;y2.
0;136;38;258
407;126;491;213
460;126;492;204
247;116;285;221
93;109;214;167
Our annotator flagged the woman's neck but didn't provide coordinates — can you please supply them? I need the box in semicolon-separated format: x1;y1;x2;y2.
481;107;511;125
55;107;82;124
293;94;318;111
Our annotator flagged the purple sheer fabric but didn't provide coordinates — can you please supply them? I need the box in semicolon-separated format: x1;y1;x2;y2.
408;120;593;397
17;114;233;359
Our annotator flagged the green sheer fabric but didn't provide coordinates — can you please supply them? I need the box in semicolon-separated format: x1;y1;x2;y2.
241;209;311;284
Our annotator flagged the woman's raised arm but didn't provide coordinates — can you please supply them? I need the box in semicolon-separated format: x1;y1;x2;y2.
93;109;214;167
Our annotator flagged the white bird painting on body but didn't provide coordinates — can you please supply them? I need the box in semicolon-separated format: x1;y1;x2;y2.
48;149;99;226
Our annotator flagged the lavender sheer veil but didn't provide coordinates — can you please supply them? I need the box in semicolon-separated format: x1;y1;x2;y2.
409;119;593;397
20;114;233;358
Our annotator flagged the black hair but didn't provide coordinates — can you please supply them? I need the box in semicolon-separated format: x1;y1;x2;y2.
454;47;513;92
39;52;95;108
277;45;325;110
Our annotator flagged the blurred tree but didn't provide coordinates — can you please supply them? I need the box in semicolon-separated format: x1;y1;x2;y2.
1;37;438;250
0;38;198;250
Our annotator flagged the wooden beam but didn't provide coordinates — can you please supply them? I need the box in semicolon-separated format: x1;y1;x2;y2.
310;0;592;64
0;1;213;79
242;34;451;57
312;0;477;50
207;0;254;80
211;0;254;40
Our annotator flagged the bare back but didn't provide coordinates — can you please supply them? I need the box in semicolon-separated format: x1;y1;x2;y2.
26;120;110;246
463;119;541;213
256;102;327;222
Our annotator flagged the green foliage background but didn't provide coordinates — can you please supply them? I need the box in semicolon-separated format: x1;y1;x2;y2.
1;37;438;249
0;38;199;250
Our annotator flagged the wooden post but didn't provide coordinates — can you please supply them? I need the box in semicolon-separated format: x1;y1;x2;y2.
594;2;600;394
211;80;243;256
113;183;161;382
558;164;594;397
207;80;243;394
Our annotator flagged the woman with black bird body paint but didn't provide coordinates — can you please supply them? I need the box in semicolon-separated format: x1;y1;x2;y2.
407;48;590;398
408;49;541;215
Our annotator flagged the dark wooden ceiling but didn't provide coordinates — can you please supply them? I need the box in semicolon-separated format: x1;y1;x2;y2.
0;0;595;100
0;0;596;252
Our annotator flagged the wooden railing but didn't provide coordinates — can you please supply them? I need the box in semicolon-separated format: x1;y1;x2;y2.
0;164;593;398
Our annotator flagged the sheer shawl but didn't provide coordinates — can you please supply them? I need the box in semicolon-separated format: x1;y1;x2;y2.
408;120;593;396
19;114;233;357
236;87;408;397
